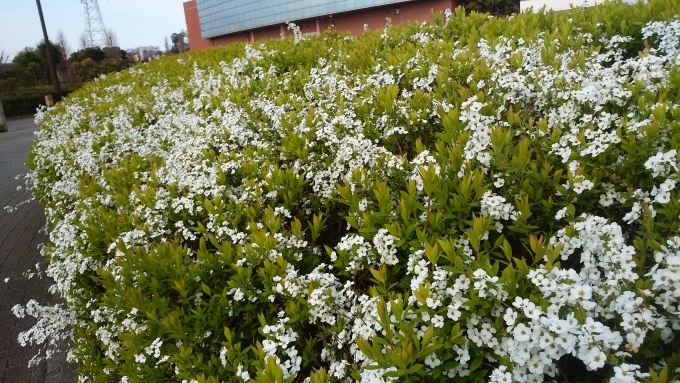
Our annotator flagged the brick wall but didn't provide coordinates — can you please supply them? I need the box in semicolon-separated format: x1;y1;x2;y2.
184;0;458;51
183;0;213;50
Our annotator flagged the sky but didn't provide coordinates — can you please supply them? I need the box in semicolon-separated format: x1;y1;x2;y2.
0;0;188;61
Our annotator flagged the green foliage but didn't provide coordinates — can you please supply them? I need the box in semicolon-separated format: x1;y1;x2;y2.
70;47;107;62
0;86;74;117
67;47;131;83
460;0;519;16
11;40;62;87
170;31;190;54
3;42;132;101
0;70;21;93
23;0;680;382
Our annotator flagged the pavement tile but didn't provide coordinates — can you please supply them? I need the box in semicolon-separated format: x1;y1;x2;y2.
0;118;75;383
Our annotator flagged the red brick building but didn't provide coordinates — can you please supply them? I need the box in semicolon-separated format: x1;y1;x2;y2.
183;0;459;51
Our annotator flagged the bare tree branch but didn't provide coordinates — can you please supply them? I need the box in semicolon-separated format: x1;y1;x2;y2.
56;29;71;59
79;32;89;50
104;29;118;48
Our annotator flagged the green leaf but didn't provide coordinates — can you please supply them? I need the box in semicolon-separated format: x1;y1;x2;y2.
413;284;430;305
201;282;211;296
470;356;483;372
369;264;387;284
406;363;424;375
356;338;375;360
310;368;330;383
420;326;434;350
424;242;439;264
386;348;407;369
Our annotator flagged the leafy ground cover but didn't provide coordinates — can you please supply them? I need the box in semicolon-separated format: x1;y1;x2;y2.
17;0;680;381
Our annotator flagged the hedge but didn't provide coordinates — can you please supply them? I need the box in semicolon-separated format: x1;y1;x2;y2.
17;0;680;382
1;87;72;118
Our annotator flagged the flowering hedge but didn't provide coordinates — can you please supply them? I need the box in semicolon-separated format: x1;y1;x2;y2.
20;1;680;381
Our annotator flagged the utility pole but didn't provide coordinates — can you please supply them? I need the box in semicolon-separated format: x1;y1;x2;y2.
35;0;60;92
0;100;6;129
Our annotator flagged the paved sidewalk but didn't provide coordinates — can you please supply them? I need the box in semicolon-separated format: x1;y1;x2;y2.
0;118;74;383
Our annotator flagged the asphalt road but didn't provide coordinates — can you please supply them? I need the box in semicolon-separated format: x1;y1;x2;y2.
0;118;75;383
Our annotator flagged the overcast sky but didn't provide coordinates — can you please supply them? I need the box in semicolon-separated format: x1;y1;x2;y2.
0;0;188;60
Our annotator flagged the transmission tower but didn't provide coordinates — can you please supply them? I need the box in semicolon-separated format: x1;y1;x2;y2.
81;0;106;48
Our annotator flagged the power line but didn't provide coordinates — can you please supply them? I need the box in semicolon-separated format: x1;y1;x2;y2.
109;0;185;4
3;0;38;4
0;1;65;10
0;0;182;9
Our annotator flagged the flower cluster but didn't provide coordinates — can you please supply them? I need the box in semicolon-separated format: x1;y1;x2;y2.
17;3;680;382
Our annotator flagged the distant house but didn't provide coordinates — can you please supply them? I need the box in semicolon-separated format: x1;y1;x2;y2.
183;0;460;51
125;47;163;63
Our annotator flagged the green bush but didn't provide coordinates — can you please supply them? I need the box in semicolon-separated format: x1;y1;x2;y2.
0;76;21;93
19;1;680;382
1;86;74;117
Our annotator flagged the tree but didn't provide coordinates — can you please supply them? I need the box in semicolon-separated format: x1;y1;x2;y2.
13;47;40;68
461;0;519;16
54;29;71;83
67;46;130;83
79;32;89;50
104;46;132;68
170;31;189;54
0;51;8;63
104;29;118;48
56;29;70;60
13;47;42;85
70;47;106;62
12;41;61;86
67;58;98;83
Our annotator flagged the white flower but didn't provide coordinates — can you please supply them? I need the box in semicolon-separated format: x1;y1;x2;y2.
503;308;517;326
580;347;606;371
555;207;568;220
424;353;442;368
644;149;677;178
611;363;648;383
286;22;304;43
373;229;399;265
651;179;676;204
480;190;518;221
513;323;531;342
569;284;592;302
236;364;250;381
432;315;444;328
489;366;512;383
230;288;245;301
